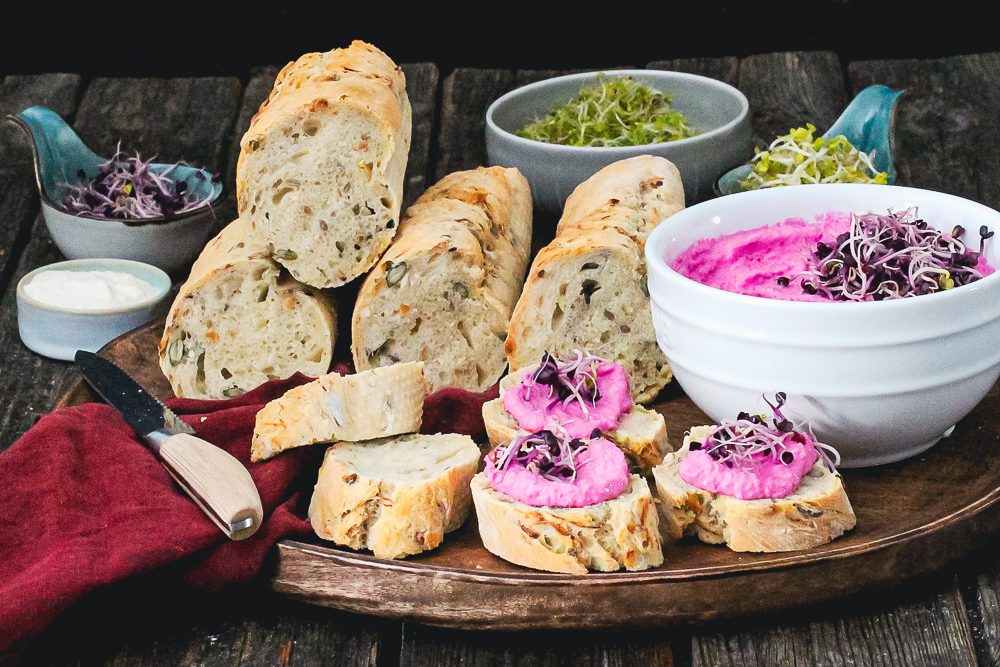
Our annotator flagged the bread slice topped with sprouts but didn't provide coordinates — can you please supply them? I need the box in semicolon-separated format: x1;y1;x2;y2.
652;394;856;553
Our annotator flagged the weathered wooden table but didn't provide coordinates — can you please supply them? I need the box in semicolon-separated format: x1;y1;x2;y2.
3;51;1000;666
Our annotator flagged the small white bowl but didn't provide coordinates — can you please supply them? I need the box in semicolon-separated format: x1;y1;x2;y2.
645;184;1000;467
17;258;171;361
486;70;752;211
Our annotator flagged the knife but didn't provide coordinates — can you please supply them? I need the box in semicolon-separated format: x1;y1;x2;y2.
74;350;263;540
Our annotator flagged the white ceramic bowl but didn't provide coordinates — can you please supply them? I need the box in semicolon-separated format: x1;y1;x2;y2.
486;70;752;211
645;184;1000;467
41;200;219;274
17;258;171;361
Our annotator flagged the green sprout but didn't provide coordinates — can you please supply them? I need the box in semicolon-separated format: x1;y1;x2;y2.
741;124;888;190
516;74;699;148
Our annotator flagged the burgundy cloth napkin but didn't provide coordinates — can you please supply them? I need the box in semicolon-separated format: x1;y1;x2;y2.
0;372;498;664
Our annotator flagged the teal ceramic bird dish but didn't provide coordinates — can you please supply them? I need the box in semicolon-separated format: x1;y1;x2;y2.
716;85;903;196
6;106;224;273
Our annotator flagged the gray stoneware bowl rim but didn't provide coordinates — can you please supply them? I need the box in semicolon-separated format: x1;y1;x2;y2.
8;113;224;228
16;258;171;315
486;69;751;155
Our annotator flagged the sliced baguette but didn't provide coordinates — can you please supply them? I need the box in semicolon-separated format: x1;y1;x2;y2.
481;366;669;474
471;473;662;574
352;166;532;392
652;426;857;552
158;219;336;399
309;433;480;559
237;41;411;288
251;362;429;461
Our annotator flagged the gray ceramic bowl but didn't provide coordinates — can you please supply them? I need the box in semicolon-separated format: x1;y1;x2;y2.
486;70;753;212
17;258;171;361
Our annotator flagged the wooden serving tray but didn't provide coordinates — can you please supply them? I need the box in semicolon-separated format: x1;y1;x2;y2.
57;319;1000;630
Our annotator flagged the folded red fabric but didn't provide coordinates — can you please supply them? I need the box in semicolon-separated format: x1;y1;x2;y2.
0;373;498;665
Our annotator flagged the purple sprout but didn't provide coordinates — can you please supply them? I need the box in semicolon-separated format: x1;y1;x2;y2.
61;143;215;220
693;393;841;472
797;208;992;301
524;350;604;416
490;429;592;483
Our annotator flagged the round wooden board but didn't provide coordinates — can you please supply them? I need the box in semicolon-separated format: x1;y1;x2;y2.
59;319;1000;630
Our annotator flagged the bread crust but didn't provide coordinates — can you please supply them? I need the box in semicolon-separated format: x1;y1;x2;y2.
652;426;857;552
252;362;429;461
352;166;532;392
237;41;412;288
158;220;336;399
505;156;682;404
309;433;481;559
471;473;663;574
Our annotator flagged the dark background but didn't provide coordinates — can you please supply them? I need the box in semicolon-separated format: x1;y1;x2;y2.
7;1;995;78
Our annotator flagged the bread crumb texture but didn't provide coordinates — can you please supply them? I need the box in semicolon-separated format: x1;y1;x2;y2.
158;220;336;399
309;433;480;559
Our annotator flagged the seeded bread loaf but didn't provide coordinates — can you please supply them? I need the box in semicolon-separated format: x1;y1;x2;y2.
471;473;663;574
652;426;857;552
352;166;532;392
481;366;669;474
251;362;429;461
505;156;684;404
237;41;412;288
309;433;481;559
158;220;336;399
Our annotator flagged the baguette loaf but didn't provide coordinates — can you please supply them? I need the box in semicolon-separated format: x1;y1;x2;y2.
471;473;663;574
158;220;336;399
309;433;480;559
237;41;412;288
481;366;669;474
505;156;683;404
352;166;532;392
251;362;429;461
652;426;857;552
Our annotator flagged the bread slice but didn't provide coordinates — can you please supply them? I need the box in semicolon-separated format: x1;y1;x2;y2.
481;366;670;474
309;433;480;559
471;473;662;574
237;41;412;288
505;223;671;403
252;362;429;461
158;219;336;399
652;426;857;552
352;166;532;392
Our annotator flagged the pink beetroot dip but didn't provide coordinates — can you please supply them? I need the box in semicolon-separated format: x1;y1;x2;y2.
485;437;629;507
503;361;632;439
679;434;818;500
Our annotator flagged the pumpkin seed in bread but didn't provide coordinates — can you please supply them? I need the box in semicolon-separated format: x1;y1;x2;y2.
310;433;480;559
352;166;532;392
252;362;429;462
237;40;411;288
158;220;336;399
653;426;857;552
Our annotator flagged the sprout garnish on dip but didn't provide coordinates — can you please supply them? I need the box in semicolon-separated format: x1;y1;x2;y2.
680;393;841;500
800;208;994;301
504;351;633;438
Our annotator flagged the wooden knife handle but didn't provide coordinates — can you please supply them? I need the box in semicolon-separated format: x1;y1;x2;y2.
157;433;263;541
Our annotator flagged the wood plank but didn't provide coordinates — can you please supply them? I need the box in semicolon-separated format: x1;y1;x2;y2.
435;68;515;181
647;58;740;86
400;62;439;209
399;623;673;667
737;51;849;147
0;172;39;292
514;67;634;88
848;53;1000;210
16;580;392;667
968;560;1000;667
690;576;978;667
72;77;241;174
0;73;81;175
225;66;278;195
